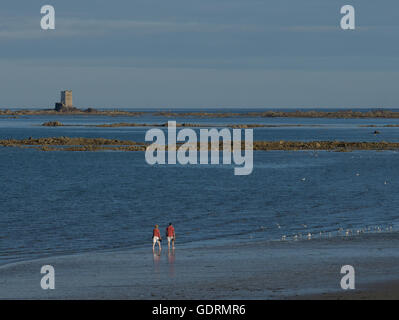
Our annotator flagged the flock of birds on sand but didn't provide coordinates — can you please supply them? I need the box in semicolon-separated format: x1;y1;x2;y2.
252;224;395;242
276;224;395;242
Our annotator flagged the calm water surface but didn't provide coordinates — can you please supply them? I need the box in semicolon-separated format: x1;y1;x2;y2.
1;110;398;265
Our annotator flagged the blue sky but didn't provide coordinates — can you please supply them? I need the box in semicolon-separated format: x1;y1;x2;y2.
0;0;398;108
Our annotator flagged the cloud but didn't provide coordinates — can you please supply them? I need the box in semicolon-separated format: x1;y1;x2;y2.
280;26;340;32
1;14;398;41
0;17;262;40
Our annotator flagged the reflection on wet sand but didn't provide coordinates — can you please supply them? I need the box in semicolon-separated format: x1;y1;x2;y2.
168;249;175;277
153;251;161;273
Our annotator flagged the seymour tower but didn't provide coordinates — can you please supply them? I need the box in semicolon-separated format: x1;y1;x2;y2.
61;90;73;107
55;90;74;111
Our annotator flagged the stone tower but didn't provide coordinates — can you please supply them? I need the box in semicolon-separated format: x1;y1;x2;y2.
55;90;74;111
61;90;73;107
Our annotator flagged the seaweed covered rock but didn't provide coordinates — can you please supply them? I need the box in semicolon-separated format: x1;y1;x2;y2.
42;121;63;127
84;108;97;113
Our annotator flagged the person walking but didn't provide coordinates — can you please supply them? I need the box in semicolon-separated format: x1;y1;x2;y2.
165;223;176;250
152;225;162;252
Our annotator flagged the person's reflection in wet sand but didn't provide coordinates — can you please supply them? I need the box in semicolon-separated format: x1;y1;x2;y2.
153;252;161;273
168;248;175;277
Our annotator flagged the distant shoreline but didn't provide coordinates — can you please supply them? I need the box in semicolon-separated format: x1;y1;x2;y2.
40;121;323;128
4;108;399;118
39;121;399;128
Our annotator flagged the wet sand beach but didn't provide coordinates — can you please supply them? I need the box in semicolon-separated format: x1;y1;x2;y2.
1;232;398;299
293;280;399;300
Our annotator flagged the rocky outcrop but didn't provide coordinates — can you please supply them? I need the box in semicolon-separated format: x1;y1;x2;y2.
2;137;399;152
42;121;63;127
54;104;79;112
3;109;399;118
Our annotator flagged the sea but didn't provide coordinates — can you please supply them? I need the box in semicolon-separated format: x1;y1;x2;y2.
1;108;399;266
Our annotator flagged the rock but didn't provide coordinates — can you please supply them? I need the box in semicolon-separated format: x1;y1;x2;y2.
42;121;63;127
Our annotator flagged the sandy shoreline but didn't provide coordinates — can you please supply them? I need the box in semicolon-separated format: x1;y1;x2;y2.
1;233;398;299
291;280;399;300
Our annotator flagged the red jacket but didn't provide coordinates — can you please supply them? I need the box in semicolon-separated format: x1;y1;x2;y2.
166;225;175;237
153;228;161;238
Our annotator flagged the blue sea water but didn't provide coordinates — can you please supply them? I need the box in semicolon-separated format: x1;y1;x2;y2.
1;110;399;265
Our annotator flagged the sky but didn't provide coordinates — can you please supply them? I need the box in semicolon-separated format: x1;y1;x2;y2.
0;0;398;109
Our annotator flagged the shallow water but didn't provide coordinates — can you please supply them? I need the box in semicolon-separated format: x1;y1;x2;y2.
1;110;399;265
